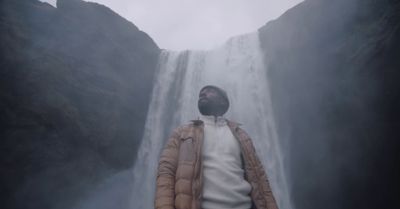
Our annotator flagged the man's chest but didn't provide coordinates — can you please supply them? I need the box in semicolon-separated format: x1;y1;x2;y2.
201;125;242;164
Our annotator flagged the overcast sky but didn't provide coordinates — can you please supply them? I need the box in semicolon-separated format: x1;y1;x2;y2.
41;0;302;50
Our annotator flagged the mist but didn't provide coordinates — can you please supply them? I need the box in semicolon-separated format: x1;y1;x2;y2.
39;0;303;50
1;0;399;209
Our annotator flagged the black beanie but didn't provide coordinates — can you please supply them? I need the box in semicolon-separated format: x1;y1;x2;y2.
200;85;230;108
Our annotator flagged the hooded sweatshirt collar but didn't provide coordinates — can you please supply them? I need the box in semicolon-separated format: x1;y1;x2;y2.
199;114;227;126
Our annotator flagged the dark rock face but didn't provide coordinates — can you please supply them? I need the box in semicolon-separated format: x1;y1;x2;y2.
259;0;400;209
0;0;159;208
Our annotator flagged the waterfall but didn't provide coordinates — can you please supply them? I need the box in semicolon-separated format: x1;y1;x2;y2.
130;32;293;209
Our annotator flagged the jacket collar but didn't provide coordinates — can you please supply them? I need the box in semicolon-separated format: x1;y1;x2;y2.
190;117;242;130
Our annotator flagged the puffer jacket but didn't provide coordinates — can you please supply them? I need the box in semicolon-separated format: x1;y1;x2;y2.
155;119;278;209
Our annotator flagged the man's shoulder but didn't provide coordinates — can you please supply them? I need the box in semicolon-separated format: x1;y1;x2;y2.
226;119;243;128
173;123;192;132
172;120;200;135
224;119;252;139
177;119;200;128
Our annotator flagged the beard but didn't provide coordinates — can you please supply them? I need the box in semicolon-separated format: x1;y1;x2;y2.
198;98;227;116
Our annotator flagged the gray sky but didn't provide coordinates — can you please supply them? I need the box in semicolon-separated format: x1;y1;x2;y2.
41;0;302;50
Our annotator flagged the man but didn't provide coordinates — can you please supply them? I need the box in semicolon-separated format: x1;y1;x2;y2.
155;85;278;209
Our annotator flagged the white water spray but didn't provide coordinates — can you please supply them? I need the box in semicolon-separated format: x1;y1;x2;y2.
130;32;293;209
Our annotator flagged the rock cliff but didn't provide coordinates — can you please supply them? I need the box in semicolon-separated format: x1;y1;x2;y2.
0;0;159;208
259;0;400;208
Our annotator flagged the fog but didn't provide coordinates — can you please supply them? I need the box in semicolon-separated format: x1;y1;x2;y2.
39;0;302;50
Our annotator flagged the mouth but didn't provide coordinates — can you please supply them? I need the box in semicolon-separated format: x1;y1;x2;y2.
199;97;208;102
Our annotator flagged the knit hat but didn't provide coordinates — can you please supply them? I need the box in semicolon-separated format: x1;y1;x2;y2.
199;85;230;109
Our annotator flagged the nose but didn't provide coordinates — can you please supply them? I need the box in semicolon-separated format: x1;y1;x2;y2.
199;91;207;98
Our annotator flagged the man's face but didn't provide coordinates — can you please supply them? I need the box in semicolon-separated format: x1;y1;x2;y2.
199;88;220;104
198;88;228;116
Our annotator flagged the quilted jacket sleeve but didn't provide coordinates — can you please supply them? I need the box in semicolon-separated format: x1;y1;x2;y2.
155;127;181;209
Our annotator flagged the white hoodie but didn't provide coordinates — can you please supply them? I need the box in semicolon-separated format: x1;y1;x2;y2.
200;114;252;209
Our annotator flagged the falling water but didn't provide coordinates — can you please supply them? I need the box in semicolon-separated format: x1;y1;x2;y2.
130;32;293;209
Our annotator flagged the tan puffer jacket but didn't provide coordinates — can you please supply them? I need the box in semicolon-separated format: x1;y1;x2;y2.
155;119;278;209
